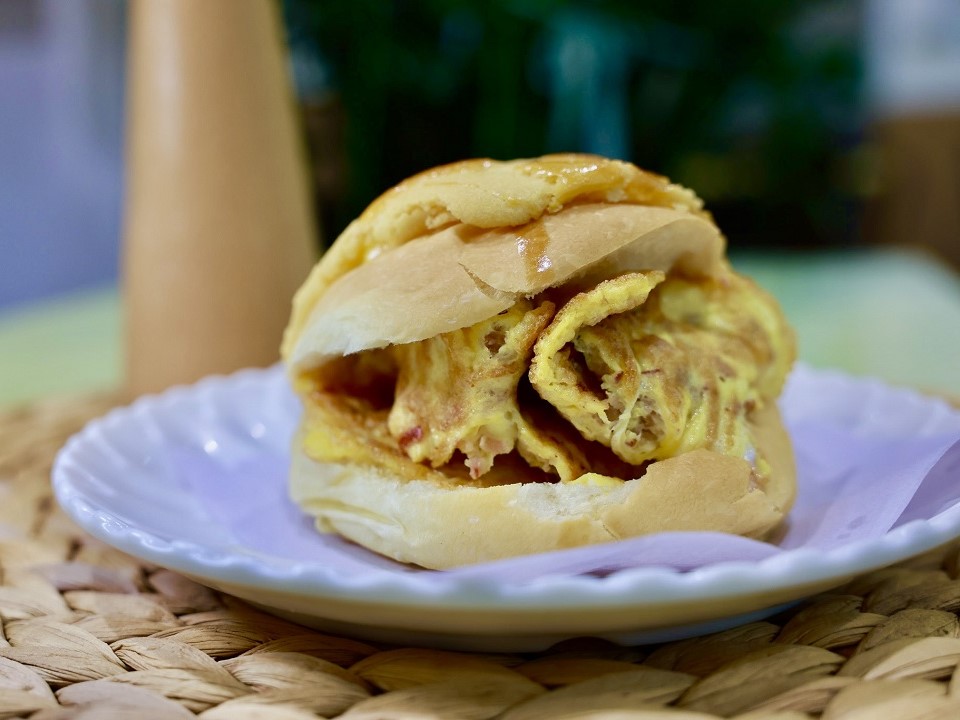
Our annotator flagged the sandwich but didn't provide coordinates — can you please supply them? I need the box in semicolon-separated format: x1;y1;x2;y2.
281;154;797;569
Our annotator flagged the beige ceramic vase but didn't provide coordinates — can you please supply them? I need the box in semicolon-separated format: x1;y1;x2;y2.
123;0;316;395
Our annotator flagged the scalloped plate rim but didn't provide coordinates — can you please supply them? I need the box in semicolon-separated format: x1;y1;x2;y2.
52;364;960;614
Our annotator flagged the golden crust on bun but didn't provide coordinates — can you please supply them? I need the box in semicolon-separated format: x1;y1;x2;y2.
282;154;797;569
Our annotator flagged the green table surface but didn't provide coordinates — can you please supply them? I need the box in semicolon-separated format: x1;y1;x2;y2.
1;248;959;409
0;286;121;407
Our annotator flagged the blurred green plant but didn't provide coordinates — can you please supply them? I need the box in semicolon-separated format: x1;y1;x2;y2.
284;0;862;248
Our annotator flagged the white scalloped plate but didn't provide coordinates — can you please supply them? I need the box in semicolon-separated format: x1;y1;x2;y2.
53;365;960;651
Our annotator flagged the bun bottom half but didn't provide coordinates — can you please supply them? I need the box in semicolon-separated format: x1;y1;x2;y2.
289;403;796;570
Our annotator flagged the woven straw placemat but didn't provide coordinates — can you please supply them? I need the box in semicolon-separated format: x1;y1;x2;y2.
0;395;959;719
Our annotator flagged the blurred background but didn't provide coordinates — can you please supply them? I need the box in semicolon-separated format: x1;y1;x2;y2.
1;0;959;403
288;0;868;252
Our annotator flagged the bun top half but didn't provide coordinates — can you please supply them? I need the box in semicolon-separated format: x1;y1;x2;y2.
282;154;728;373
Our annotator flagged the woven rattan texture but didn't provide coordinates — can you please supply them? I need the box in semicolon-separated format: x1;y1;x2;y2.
0;395;959;719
